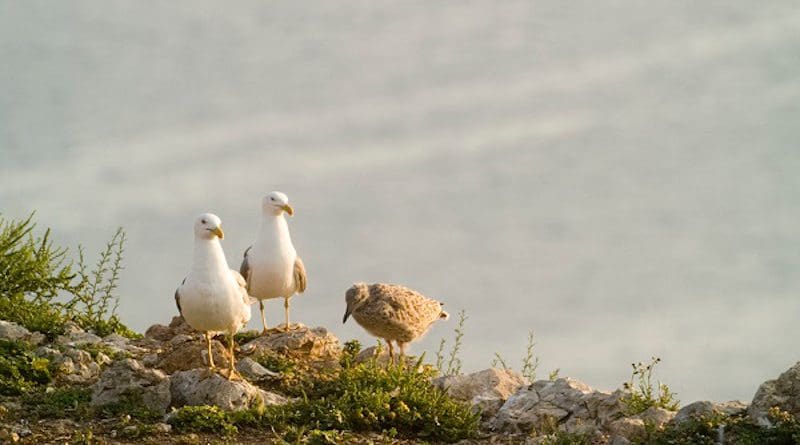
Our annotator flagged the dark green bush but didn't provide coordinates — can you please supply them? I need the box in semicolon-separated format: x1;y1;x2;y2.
0;339;52;395
636;408;800;445
96;390;161;421
22;386;92;419
0;214;137;338
168;405;238;435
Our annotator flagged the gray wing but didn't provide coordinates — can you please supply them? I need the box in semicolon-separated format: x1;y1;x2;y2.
294;257;307;293
239;246;252;287
174;277;186;316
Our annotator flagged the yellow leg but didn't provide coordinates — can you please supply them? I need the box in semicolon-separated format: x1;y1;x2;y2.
205;333;216;370
259;300;268;334
398;342;407;368
284;298;291;332
227;333;240;380
385;339;394;365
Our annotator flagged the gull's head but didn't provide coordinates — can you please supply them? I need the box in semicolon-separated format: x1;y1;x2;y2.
263;191;294;217
342;282;369;323
194;213;224;240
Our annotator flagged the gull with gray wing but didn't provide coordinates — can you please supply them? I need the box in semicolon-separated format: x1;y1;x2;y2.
240;191;307;333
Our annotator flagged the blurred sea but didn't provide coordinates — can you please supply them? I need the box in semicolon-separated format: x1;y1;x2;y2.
2;1;800;402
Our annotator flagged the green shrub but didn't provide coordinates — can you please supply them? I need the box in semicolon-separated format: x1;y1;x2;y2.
622;357;679;415
272;358;479;442
436;309;467;376
96;389;161;421
168;405;238;436
22;386;92;419
0;214;137;338
635;408;800;445
0;338;52;395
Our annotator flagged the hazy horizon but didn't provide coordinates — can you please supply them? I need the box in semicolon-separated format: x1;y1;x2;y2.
2;1;800;404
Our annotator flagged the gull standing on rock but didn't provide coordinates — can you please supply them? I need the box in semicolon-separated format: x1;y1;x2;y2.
174;213;252;379
240;191;307;333
343;283;449;364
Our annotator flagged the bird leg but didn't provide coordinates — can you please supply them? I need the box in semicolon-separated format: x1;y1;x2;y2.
398;342;408;368
385;339;395;365
283;297;291;332
226;333;242;381
205;332;216;370
259;300;269;334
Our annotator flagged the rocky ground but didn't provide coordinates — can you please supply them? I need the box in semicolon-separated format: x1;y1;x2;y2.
0;316;798;444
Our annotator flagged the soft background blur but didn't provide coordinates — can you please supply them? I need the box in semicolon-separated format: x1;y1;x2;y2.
2;1;799;403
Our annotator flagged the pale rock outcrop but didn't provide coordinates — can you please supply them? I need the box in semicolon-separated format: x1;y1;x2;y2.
240;324;340;364
749;362;800;425
433;368;528;418
0;320;44;345
155;339;230;374
491;378;626;437
170;369;287;411
673;400;747;424
236;357;280;381
91;358;171;415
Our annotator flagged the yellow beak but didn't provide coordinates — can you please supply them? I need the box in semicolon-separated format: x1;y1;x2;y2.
281;204;294;216
211;226;224;239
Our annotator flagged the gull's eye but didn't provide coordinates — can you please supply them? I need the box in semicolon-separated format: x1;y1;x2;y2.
270;197;276;201
201;219;207;224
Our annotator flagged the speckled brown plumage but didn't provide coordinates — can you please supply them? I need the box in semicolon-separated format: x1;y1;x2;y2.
343;283;449;363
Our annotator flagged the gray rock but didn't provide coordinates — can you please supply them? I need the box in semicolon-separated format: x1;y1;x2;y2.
236;357;280;381
170;369;287;411
433;368;528;418
674;400;747;424
637;406;676;428
749;362;800;425
56;331;102;347
54;348;102;384
0;320;32;342
240;324;340;364
91;358;171;415
608;418;645;440
491;377;625;437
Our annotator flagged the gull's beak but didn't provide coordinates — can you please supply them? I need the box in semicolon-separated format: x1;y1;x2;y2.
281;204;294;216
342;307;352;324
211;226;224;239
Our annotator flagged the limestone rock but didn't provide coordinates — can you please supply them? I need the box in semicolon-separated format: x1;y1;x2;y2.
673;400;747;424
240;324;340;364
491;378;625;436
236;357;280;381
170;369;287;411
637;406;676;428
608;417;645;440
91;358;171;415
0;320;41;344
433;368;528;418
54;348;102;384
156;339;229;374
145;316;194;342
56;331;102;347
749;362;800;425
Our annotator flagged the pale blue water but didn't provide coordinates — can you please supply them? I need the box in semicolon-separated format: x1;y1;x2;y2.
2;0;800;403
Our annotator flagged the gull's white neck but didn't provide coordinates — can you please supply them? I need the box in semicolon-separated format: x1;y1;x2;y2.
258;212;293;247
192;238;229;274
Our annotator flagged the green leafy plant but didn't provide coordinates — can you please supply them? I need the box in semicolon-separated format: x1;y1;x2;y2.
96;389;161;421
22;386;92;419
491;330;541;381
0;214;137;338
634;407;800;445
168;405;238;436
622;357;679;416
436;309;466;376
0;338;52;395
